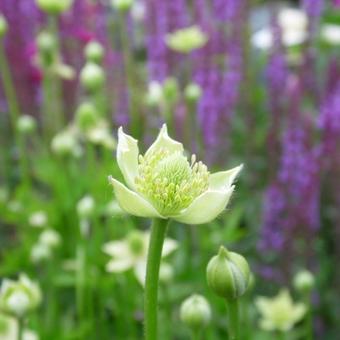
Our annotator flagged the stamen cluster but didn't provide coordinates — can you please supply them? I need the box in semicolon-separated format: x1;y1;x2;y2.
135;148;209;216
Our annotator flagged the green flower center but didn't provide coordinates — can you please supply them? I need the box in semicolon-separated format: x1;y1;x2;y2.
127;231;145;255
135;148;209;216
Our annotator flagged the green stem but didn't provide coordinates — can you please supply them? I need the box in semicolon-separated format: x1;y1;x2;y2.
144;218;169;340
17;317;24;340
227;299;239;340
117;13;140;137
305;293;313;340
0;40;20;133
191;328;201;340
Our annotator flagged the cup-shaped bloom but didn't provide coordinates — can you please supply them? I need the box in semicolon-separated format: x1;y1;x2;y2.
293;270;315;293
180;294;211;330
0;275;41;318
103;230;177;285
206;246;250;300
255;289;306;332
109;124;242;224
35;0;73;14
0;15;8;38
165;26;208;54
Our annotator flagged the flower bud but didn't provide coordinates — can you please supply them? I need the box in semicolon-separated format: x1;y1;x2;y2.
293;270;315;293
29;211;48;228
77;195;95;218
0;275;41;317
184;83;202;103
51;129;82;157
111;0;134;12
180;294;211;330
80;62;105;92
0;14;8;38
206;246;250;300
84;41;104;64
145;81;163;107
39;229;61;248
35;0;73;15
162;77;179;104
30;242;51;263
75;102;98;131
16;115;37;135
36;31;56;67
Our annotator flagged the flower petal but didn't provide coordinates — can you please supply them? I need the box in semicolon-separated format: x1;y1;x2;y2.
109;177;163;218
209;164;243;191
145;124;183;158
162;239;178;257
102;240;130;257
106;258;134;272
133;260;147;286
116;127;139;189
173;186;235;224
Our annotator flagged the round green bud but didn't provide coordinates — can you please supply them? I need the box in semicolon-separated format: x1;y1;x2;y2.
180;294;211;330
206;246;250;300
35;0;73;15
184;83;202;103
162;77;179;104
0;15;8;38
16;115;37;134
293;270;315;293
80;62;105;92
36;31;56;67
111;0;134;12
75;102;98;131
84;41;104;64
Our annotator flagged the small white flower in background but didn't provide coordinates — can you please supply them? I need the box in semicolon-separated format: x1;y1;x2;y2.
7;201;22;213
77;195;95;219
109;124;242;224
159;262;174;284
51;127;82;158
104;199;125;217
39;229;61;249
145;81;164;107
321;24;340;45
165;26;208;54
16;115;37;135
85;120;116;150
30;242;51;264
255;289;306;332
0;314;39;340
103;230;178;286
29;211;48;228
0;275;41;318
252;8;308;50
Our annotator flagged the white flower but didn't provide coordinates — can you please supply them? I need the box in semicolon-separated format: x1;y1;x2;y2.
86;121;116;150
0;314;39;340
30;242;51;263
252;8;308;50
0;275;41;317
321;24;340;45
77;195;95;218
39;229;61;248
109;124;242;224
51;127;82;157
145;81;164;107
29;211;48;228
103;230;178;286
255;289;306;332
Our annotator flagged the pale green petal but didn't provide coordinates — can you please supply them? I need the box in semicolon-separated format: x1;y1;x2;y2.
209;164;243;191
109;177;163;218
292;303;306;322
259;319;275;331
106;258;134;272
102;240;130;258
162;239;178;257
116;127;139;189
255;297;273;318
173;186;235;224
145;124;183;158
133;260;147;287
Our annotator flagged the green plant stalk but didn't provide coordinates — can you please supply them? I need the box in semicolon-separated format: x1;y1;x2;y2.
144;218;169;340
305;292;313;340
117;13;140;137
17;317;24;340
191;328;201;340
0;40;20;133
227;299;239;340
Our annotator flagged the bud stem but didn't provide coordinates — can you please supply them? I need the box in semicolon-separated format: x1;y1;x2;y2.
304;292;313;340
17;317;24;340
144;218;169;340
226;299;239;340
